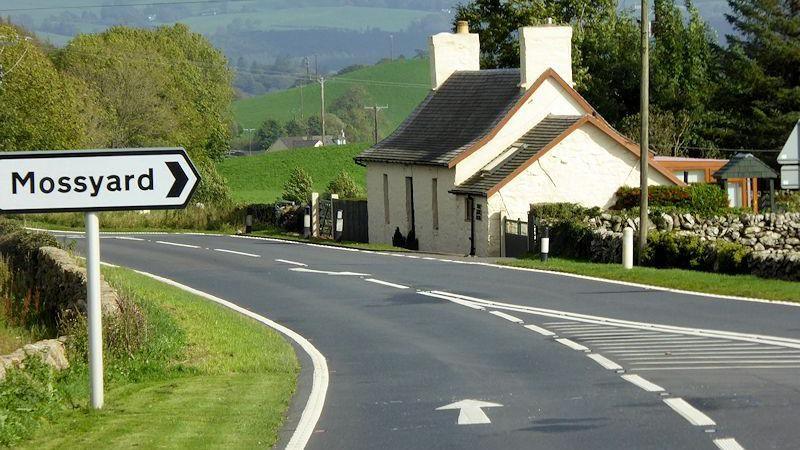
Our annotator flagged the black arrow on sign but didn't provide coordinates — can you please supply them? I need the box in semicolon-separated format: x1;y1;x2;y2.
166;161;189;198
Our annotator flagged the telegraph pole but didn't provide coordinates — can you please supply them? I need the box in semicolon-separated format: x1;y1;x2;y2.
243;128;255;156
319;76;326;144
364;105;389;144
638;0;650;262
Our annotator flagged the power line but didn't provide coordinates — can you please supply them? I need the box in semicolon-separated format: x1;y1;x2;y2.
0;0;255;13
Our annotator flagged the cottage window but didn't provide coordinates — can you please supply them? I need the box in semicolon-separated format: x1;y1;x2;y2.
405;177;415;230
383;174;390;224
464;197;474;222
432;178;439;230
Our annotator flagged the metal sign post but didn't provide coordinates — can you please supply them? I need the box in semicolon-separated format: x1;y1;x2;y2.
0;148;200;409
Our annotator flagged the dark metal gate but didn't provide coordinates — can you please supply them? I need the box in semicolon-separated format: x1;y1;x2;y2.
503;218;528;257
319;198;333;238
332;198;369;243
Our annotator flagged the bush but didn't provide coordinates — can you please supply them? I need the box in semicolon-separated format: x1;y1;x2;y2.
776;190;800;212
640;231;751;274
614;184;728;214
530;203;602;223
326;170;363;199
282;168;313;204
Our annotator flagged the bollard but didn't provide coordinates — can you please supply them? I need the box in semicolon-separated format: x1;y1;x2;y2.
303;206;311;238
334;210;344;241
245;214;253;234
540;226;550;261
622;227;634;269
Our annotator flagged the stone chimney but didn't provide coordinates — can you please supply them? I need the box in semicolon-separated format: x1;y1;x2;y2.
428;21;480;90
519;23;573;90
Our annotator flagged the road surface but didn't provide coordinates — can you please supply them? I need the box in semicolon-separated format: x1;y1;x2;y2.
55;231;800;450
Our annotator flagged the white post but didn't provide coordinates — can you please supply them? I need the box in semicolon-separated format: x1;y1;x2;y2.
623;227;634;270
85;212;104;409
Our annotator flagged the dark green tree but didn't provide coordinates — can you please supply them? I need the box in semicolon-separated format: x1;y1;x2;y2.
255;119;283;150
284;118;307;136
329;86;383;143
282;167;314;204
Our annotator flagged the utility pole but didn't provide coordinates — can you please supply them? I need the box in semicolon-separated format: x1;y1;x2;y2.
299;83;304;119
364;104;388;144
638;0;650;263
390;34;394;60
319;76;326;145
244;128;256;156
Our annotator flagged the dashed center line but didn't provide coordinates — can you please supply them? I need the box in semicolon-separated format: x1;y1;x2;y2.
555;338;589;352
663;398;716;426
523;324;555;336
620;374;665;392
587;353;623;370
214;248;260;258
489;311;524;323
364;278;409;289
155;240;200;249
115;236;145;241
275;259;307;267
713;438;745;450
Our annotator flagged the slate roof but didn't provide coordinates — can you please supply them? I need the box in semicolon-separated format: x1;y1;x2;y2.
354;69;524;166
713;153;778;179
450;115;583;196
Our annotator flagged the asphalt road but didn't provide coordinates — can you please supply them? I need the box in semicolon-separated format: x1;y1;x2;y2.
56;231;800;450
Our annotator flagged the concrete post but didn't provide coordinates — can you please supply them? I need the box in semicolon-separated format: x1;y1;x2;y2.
623;227;634;269
303;205;311;238
540;226;550;262
85;212;104;409
335;210;343;241
311;192;320;237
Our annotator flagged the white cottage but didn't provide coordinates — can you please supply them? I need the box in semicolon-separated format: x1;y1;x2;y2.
355;22;683;257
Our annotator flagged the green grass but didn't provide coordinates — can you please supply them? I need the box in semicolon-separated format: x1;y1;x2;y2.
500;256;800;303
15;265;298;448
218;143;368;203
0;316;41;354
233;58;430;131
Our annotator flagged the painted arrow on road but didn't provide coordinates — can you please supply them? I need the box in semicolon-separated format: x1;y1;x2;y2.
436;399;503;425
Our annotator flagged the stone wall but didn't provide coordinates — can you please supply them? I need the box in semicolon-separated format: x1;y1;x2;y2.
35;246;123;319
0;337;69;381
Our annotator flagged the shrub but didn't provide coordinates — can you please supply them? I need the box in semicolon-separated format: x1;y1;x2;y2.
326;170;363;199
614;184;728;214
776;190;800;212
281;168;314;204
530;203;602;223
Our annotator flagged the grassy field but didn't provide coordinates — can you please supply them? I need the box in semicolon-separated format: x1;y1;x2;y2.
500;256;800;303
232;58;430;131
9;266;297;448
218;143;368;203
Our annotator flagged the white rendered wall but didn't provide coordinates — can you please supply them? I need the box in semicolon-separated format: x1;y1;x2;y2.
429;32;480;90
455;78;586;185
485;125;674;255
366;162;490;255
520;26;573;88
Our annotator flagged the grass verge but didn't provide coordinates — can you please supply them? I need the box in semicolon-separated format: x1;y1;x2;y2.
500;256;800;303
8;266;297;448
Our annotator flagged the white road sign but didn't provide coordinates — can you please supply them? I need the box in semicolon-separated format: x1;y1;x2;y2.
778;120;799;165
781;165;799;189
0;148;200;213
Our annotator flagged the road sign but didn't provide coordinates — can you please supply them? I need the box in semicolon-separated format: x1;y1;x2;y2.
0;148;200;213
781;165;799;189
778;120;799;165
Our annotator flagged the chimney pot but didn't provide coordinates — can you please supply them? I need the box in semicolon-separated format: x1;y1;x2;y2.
456;21;469;34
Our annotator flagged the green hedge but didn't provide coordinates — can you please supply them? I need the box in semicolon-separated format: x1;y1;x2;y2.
614;184;728;214
530;203;603;223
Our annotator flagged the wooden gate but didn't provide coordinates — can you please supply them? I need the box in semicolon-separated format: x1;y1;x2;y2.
332;198;369;243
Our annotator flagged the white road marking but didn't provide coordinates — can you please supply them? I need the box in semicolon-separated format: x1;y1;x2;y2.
631;359;800;365
663;398;716;426
606;344;760;353
418;291;486;310
155;240;200;249
621;374;665;392
489;311;524;323
127;268;328;450
523;324;555;336
595;339;725;348
587;353;623;370
290;268;370;276
566;331;662;338
115;236;145;241
364;278;409;289
635;365;800;371
714;438;745;450
214;248;260;258
624;353;800;361
275;259;307;267
436;399;503;425
618;350;800;357
556;338;590;352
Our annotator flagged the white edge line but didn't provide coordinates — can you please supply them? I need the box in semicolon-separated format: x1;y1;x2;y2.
523;324;554;336
713;438;745;450
213;248;261;258
127;267;328;450
555;338;589;352
620;374;664;392
276;259;308;267
40;228;798;306
364;278;409;289
663;398;716;426
587;353;623;370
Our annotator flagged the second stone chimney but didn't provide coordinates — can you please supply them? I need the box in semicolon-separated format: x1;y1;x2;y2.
428;20;480;90
519;23;573;89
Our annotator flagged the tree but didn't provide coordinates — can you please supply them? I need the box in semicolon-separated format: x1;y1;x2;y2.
255;119;283;150
305;113;345;137
329;86;383;143
709;0;800;151
284;118;307;136
282;167;314;204
326;170;363;199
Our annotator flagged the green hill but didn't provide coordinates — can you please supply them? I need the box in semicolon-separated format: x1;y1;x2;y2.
218;144;368;204
232;58;431;136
